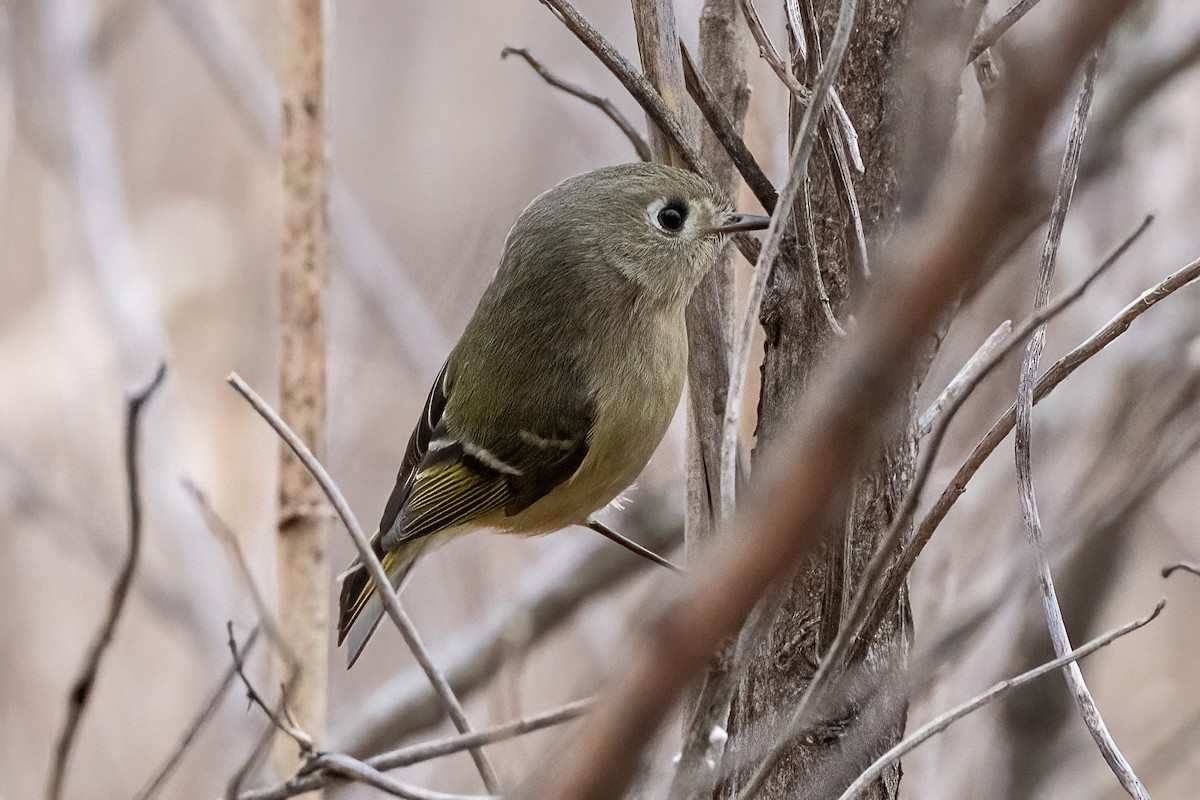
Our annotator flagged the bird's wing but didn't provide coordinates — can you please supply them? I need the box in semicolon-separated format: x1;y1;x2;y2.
337;353;593;654
386;394;594;547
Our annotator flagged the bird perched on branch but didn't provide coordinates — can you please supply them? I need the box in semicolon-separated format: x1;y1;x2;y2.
337;162;769;666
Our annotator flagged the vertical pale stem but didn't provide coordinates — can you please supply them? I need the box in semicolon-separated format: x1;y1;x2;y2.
275;0;329;788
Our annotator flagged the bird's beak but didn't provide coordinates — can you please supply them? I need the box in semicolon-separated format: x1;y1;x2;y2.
710;213;771;235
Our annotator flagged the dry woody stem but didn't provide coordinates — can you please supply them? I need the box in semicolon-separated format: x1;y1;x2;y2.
1012;47;1149;800
242;699;592;800
277;0;330;780
46;365;166;800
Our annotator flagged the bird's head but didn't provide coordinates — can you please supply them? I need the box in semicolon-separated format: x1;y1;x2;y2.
505;163;769;309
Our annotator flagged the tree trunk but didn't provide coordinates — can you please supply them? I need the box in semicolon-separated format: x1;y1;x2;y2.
721;2;912;797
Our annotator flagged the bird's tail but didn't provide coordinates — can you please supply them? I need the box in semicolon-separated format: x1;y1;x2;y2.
337;541;423;668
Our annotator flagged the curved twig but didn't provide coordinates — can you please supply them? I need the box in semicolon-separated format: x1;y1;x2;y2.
226;373;499;793
501;46;652;162
47;365;166;800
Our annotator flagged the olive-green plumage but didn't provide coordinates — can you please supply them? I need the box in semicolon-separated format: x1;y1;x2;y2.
337;163;768;665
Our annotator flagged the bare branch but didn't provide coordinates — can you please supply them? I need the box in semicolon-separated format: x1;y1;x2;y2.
679;40;777;212
838;602;1165;800
871;228;1198;649
308;753;492;800
731;212;1150;781
738;0;809;96
500;46;652;161
918;321;1013;437
226;373;500;793
370;698;591;771
47;364;166;800
822;118;870;283
540;0;702;170
227;623;315;756
1013;49;1148;800
800;177;845;336
242;699;592;800
134;628;261;800
1162;561;1200;579
969;0;1044;63
630;0;699;165
330;499;680;756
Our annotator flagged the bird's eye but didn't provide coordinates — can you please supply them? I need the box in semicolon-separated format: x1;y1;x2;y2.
656;202;687;233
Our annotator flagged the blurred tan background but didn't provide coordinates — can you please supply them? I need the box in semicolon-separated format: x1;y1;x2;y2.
1;1;1199;798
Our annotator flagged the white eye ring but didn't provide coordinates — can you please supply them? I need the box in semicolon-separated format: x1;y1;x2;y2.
648;198;689;234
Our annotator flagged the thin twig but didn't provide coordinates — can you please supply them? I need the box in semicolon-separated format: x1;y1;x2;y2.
370;698;591;771
720;0;860;532
838;601;1165;800
735;213;1153;783
47;364;166;800
679;40;777;212
314;753;492;800
969;0;1044;63
737;0;862;173
1162;561;1200;579
242;699;592;800
586;518;682;571
134;629;261;800
501;46;652;161
918;320;1013;437
1013;48;1148;800
228;623;314;755
784;0;808;61
855;214;1160;652
738;0;809;96
226;373;500;793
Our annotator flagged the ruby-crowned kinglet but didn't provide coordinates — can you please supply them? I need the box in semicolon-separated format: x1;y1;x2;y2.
337;162;769;665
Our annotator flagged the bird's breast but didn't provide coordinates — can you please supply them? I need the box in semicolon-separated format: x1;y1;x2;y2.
503;308;688;534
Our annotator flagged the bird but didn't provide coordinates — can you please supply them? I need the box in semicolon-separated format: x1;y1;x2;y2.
336;162;770;666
